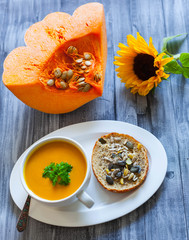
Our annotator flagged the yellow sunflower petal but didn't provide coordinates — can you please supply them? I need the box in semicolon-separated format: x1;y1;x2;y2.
148;76;160;87
149;37;158;56
118;43;128;50
127;34;138;49
137;32;151;51
161;57;174;66
161;72;170;79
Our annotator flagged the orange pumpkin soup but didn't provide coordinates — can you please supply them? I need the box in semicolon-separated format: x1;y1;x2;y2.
24;141;87;200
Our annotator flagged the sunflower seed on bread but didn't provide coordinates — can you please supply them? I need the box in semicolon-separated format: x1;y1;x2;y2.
91;132;149;193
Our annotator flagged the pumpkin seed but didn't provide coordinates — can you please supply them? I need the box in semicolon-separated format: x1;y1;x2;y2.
99;138;106;144
108;163;114;170
113;164;123;170
117;160;126;167
81;65;87;70
67;69;73;80
77;81;87;87
85;60;92;67
126;141;134;149
47;79;55;86
54;68;62;78
78;87;84;91
130;166;140;173
84;53;92;60
85;70;90;74
106;175;114;185
77;77;85;82
60;81;68;89
78;70;84;75
67;46;78;55
61;71;67;80
131;165;141;173
77;77;85;83
75;58;83;64
111;169;120;178
82;83;91;92
115;171;122;178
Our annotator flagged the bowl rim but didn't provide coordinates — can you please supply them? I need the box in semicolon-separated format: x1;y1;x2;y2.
20;136;90;204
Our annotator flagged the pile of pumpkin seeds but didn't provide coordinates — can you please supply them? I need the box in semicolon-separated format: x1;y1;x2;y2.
47;67;73;90
98;136;143;185
46;46;102;91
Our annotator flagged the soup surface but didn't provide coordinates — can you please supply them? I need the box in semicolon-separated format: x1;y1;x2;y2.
24;141;87;200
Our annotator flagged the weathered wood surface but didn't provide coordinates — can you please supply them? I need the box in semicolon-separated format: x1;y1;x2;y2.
0;0;189;239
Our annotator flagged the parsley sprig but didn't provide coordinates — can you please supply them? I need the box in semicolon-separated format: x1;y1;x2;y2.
42;162;73;186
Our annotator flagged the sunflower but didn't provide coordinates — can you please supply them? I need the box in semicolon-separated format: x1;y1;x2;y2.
114;32;173;96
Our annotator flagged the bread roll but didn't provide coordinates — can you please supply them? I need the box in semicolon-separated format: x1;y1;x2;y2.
92;132;149;192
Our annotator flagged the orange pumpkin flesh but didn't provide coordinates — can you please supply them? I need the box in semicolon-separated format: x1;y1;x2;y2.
3;3;107;114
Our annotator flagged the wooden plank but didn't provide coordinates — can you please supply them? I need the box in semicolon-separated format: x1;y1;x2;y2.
111;0;146;239
163;0;189;239
112;0;188;240
0;0;189;239
0;0;115;239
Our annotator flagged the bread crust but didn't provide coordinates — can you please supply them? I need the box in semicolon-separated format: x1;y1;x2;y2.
91;132;149;193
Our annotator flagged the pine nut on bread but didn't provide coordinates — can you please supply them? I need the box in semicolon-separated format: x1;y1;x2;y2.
91;132;149;192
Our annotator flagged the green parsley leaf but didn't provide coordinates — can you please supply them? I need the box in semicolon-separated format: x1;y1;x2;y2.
42;162;73;186
42;162;55;178
164;59;183;74
179;53;189;67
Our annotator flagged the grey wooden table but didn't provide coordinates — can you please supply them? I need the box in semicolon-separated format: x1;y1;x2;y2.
0;0;189;239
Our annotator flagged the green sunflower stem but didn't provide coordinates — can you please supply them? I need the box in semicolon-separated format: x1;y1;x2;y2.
164;50;173;57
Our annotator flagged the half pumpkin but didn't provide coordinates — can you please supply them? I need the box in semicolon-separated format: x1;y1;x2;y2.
3;3;107;114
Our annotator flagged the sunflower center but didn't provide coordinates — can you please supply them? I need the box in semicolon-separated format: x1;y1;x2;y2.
133;54;158;81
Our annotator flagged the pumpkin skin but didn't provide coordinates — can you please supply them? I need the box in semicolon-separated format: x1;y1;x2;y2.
3;3;107;114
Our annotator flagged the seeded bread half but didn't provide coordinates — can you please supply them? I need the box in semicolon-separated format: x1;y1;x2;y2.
91;132;149;192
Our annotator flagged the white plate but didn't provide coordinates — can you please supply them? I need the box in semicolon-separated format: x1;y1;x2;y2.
10;120;167;227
